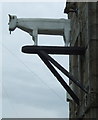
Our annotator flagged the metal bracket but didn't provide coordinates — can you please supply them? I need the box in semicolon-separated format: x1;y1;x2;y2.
38;50;79;105
22;46;86;55
39;51;88;94
22;45;87;105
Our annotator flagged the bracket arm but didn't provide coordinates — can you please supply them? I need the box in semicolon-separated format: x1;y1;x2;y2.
40;51;88;94
38;50;79;105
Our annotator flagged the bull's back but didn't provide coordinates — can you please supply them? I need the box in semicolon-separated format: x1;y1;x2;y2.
19;18;66;30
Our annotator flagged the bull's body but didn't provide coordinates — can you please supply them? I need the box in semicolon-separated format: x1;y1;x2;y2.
8;15;70;45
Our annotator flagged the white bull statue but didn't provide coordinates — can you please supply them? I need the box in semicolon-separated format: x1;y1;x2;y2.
8;14;70;46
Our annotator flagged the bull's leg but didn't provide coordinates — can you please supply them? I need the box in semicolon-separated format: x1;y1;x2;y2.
63;35;66;46
32;29;38;45
63;29;70;46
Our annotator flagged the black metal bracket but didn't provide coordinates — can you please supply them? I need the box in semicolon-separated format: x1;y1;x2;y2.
22;45;87;105
39;51;88;94
38;51;79;105
22;46;86;55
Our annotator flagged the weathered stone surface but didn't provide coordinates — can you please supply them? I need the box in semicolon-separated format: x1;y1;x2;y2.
65;2;98;119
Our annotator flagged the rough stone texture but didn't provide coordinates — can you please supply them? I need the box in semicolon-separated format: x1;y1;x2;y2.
65;2;98;119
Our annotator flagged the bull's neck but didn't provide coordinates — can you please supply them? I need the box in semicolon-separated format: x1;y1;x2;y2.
17;19;32;33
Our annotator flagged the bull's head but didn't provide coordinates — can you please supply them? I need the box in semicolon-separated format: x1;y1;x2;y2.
8;14;17;34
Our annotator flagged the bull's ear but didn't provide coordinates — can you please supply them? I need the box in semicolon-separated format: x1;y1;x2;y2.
8;14;11;20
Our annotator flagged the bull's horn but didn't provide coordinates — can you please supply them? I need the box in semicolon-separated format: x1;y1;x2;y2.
8;14;11;20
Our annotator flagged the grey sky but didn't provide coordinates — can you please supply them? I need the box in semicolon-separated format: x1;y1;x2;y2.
2;2;69;118
0;3;2;120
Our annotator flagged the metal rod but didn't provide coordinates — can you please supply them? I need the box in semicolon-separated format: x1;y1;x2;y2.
22;46;86;55
40;51;88;93
38;51;79;105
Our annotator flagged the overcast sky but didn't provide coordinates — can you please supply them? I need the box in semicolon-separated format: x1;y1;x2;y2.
0;2;2;119
1;1;70;118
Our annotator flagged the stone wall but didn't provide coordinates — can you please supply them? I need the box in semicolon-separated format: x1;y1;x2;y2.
65;2;98;119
